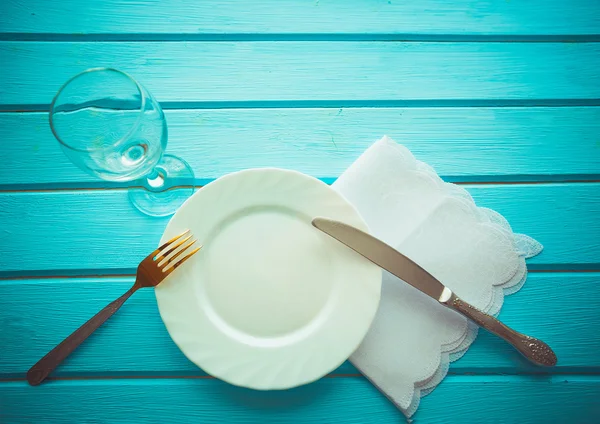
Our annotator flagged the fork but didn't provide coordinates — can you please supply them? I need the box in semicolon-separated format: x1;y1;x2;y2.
27;230;201;386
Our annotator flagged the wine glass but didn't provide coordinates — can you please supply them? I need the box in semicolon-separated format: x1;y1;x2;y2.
49;67;194;217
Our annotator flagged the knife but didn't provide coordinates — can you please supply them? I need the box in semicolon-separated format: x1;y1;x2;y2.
312;217;557;367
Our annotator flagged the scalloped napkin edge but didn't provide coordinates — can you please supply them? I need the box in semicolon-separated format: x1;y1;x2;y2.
332;136;543;418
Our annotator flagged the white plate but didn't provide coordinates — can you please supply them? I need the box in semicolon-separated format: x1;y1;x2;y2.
156;168;381;390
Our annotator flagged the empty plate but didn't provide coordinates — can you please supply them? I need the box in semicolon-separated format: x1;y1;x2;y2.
155;168;381;389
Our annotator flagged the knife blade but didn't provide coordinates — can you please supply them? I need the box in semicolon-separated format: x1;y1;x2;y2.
312;217;452;303
312;217;557;367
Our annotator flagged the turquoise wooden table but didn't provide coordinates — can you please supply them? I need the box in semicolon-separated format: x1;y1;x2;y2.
1;1;600;422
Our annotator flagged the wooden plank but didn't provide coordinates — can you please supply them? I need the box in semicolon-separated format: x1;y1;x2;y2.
1;0;599;36
3;107;600;188
2;42;600;106
1;273;596;379
0;376;598;423
1;183;598;275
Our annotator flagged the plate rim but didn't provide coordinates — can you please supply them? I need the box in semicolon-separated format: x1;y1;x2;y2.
155;167;382;389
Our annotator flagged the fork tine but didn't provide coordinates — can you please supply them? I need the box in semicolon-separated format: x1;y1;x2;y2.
155;234;193;262
153;230;190;256
162;246;202;274
158;239;197;267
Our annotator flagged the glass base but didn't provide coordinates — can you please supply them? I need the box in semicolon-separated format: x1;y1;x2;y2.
129;154;195;217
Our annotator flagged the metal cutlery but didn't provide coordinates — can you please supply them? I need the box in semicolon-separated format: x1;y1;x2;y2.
313;217;557;367
27;230;201;386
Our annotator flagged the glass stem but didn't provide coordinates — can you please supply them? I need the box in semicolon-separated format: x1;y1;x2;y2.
146;168;166;191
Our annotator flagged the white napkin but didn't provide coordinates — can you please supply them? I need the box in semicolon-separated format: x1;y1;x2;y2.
332;136;542;417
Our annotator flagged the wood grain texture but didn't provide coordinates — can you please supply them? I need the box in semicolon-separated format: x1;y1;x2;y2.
3;107;600;188
2;42;600;106
1;0;599;36
2;0;599;420
1;183;598;276
1;273;596;379
1;376;599;423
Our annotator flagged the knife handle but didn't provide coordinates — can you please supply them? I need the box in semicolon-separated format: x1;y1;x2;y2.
442;293;557;367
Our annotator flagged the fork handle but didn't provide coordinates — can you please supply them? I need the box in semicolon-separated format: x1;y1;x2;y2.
27;286;137;386
442;293;557;367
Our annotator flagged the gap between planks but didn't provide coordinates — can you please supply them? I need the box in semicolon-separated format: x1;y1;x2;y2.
1;374;599;385
2;179;600;193
1;33;600;42
2;269;599;282
3;99;600;113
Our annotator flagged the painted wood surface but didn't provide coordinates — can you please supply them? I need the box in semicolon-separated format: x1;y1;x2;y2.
2;0;599;36
1;273;597;379
1;0;599;422
3;42;600;107
3;107;600;188
1;376;599;423
1;184;598;276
